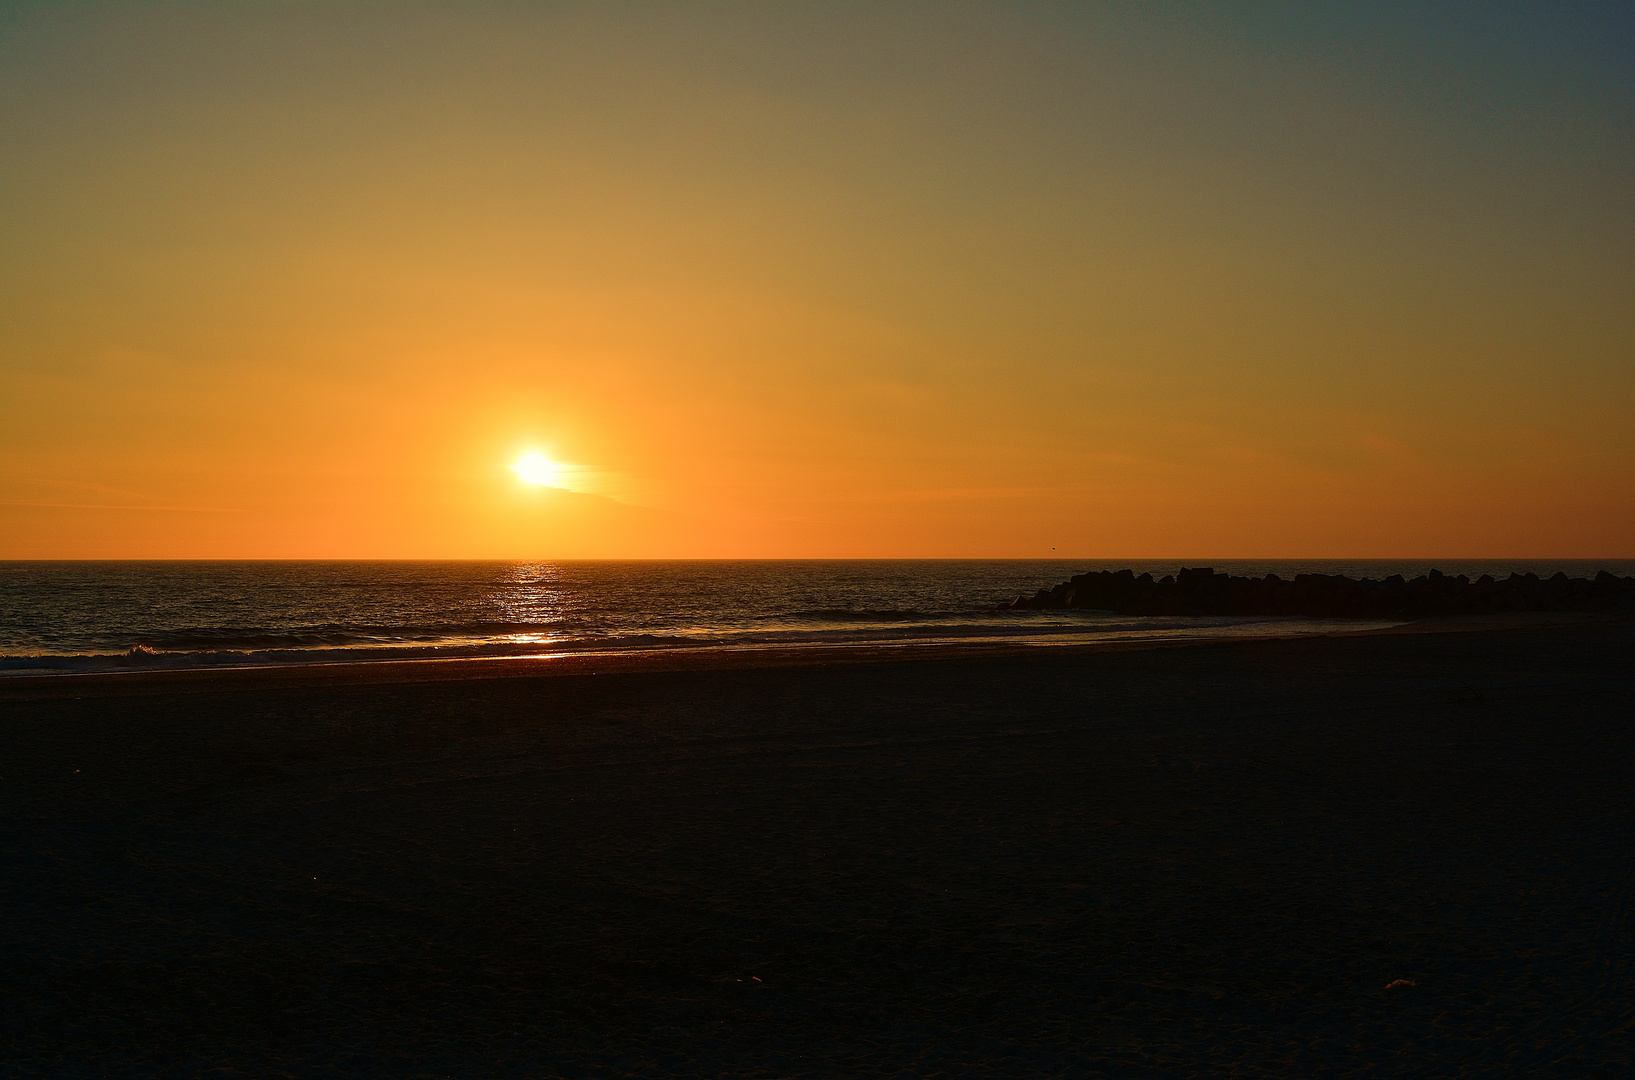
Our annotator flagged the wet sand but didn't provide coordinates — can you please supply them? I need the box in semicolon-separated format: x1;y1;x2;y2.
2;620;1632;1077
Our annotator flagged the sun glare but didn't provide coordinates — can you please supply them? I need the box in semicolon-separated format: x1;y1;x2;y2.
511;452;560;487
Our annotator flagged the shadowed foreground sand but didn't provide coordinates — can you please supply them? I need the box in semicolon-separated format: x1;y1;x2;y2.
2;621;1632;1078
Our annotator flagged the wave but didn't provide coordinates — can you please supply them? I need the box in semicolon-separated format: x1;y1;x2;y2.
0;633;711;675
3;608;1109;658
75;620;577;653
0;611;1399;678
786;605;1129;622
787;608;942;622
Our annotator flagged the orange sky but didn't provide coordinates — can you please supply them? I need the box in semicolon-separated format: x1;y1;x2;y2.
2;3;1630;558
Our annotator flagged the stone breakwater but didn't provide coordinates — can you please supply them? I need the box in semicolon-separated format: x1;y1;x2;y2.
1002;567;1635;619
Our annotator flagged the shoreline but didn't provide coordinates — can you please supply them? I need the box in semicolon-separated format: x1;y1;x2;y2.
0;609;1618;701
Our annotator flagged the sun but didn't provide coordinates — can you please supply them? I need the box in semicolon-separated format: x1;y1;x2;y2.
510;452;560;487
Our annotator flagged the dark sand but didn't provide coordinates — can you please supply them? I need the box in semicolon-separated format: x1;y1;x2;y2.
2;621;1632;1078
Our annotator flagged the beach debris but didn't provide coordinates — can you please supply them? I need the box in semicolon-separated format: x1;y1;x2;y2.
1384;979;1417;990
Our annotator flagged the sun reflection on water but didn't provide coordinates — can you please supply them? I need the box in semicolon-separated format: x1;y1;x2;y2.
492;562;566;644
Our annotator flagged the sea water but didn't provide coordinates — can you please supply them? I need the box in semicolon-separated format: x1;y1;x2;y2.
2;559;1629;675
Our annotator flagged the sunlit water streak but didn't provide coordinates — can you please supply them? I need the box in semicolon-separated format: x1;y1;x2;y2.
3;560;1630;675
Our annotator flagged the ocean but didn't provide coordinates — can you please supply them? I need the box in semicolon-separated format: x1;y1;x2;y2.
3;559;1630;675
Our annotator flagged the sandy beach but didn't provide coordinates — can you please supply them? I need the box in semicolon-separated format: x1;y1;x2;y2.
2;619;1631;1078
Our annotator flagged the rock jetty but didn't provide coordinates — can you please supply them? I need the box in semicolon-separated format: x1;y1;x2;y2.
1002;567;1635;619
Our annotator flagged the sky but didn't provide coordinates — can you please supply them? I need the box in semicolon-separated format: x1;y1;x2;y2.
1;1;1630;558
